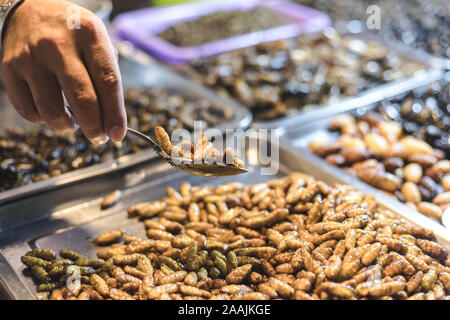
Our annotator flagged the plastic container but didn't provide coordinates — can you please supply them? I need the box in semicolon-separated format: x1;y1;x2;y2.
112;0;331;65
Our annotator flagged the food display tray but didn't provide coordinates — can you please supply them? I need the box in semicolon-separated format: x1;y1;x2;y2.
0;44;252;206
248;31;445;130
253;68;444;133
111;0;331;65
333;20;450;71
278;80;449;228
0;135;448;300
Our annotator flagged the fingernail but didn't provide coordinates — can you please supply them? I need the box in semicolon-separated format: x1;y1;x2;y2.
108;125;125;142
91;134;109;145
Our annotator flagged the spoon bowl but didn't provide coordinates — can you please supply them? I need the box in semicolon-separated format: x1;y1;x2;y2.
127;127;247;177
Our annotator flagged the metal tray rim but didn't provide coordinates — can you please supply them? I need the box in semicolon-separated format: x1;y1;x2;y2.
246;31;445;130
252;68;444;132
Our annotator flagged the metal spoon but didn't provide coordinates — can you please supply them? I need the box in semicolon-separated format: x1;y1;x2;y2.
127;128;247;177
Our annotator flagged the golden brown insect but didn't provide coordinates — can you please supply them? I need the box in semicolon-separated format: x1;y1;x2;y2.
147;229;174;241
179;285;211;298
155;126;174;155
318;281;356;299
232;293;270;300
325;255;342;280
50;289;64;300
22;172;450;300
225;264;252;284
294;290;316;300
109;288;135;300
367;278;405;297
267;277;294;299
233;247;277;259
417;239;448;261
112;253;142;266
101;190;122;210
89;274;109;296
439;272;450;293
421;268;438;291
171;234;196;248
159;271;187;284
95;229;124;246
339;248;361;280
406;271;423;294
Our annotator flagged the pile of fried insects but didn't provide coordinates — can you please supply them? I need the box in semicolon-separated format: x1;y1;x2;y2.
22;173;450;300
154;126;245;168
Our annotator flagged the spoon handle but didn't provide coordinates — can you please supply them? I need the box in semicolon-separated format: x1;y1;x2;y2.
127;127;164;155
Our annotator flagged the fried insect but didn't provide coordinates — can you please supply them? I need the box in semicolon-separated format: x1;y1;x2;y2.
225;264;252;284
22;173;450;300
95;229;124;246
25;249;56;261
154;126;244;168
101;190;122;210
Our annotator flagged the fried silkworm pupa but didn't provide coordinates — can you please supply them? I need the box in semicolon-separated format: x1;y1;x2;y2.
21;255;52;269
101;190;122;210
25;249;56;261
95;229;124;246
225;264;252;284
59;249;85;261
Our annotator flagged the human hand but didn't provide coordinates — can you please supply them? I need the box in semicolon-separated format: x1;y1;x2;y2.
1;0;127;143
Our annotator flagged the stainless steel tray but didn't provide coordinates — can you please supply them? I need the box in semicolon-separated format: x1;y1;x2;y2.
253;69;443;133
333;22;450;72
249;32;445;130
279;80;450;229
0;135;449;300
0;47;252;206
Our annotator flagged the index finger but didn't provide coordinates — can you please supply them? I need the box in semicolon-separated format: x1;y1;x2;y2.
80;19;127;142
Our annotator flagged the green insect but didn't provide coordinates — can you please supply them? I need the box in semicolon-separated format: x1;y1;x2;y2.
226;251;238;273
25;249;56;261
112;254;141;266
160;263;175;275
48;265;68;278
75;257;105;268
210;250;226;261
159;256;183;271
209;267;221;279
197;267;208;281
214;257;227;275
59;249;85;261
37;283;61;292
21;255;52;269
79;266;96;276
31;265;51;283
49;259;74;269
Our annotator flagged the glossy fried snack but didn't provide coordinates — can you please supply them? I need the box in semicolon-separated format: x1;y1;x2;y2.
101;191;122;210
154;126;245;168
309;93;449;224
0;88;234;192
21;173;450;300
180;29;421;121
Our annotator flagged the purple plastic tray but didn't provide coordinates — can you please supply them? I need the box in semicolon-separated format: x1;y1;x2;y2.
112;0;331;65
